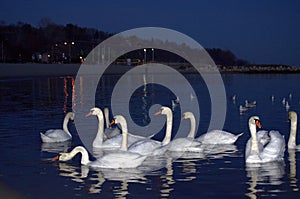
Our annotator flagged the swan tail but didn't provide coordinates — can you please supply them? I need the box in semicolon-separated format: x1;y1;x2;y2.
40;132;51;143
236;132;244;138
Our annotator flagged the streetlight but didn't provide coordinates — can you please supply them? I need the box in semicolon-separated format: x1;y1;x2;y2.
64;41;75;63
144;48;146;64
151;48;154;62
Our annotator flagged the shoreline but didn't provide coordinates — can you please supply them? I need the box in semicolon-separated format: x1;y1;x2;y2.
1;63;300;78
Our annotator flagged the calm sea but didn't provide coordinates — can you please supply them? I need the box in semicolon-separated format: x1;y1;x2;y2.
0;72;300;198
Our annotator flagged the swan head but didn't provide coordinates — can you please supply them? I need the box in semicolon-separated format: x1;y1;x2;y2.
154;106;172;116
86;107;102;117
249;116;262;128
110;115;126;126
182;112;193;120
52;152;71;162
288;111;297;123
66;112;75;121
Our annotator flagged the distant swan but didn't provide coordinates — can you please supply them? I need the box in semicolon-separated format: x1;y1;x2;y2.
127;106;173;156
288;111;300;150
168;112;202;152
55;116;147;168
86;107;147;149
245;100;256;108
40;112;74;143
245;116;285;164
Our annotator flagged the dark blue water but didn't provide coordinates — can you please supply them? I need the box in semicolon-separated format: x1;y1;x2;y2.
0;73;300;198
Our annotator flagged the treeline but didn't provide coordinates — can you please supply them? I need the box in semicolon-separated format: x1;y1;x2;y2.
0;19;112;63
0;19;248;65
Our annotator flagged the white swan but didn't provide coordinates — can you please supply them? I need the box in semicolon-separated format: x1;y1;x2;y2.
288;111;300;150
86;107;147;149
239;105;248;113
245;116;285;164
168;112;202;152
127;106;173;156
55;137;146;168
245;100;256;108
196;125;243;145
103;107;120;139
40;112;74;143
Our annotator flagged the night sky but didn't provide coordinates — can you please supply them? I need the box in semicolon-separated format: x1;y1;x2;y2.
1;0;299;66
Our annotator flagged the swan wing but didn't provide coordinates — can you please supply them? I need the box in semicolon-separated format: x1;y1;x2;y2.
256;130;270;146
128;139;161;155
197;130;242;144
92;151;146;168
100;134;122;148
104;127;120;139
260;131;285;162
169;137;201;152
40;129;71;142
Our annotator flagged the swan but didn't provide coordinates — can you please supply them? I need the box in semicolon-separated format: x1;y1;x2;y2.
168;112;202;152
196;121;243;145
288;111;300;150
245;116;285;164
127;106;173;156
239;105;248;113
245;100;256;108
54;139;146;168
86;107;147;149
103;107;120;139
40;112;74;143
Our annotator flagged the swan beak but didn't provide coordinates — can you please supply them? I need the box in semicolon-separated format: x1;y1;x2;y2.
181;115;186;121
154;110;162;115
52;155;60;161
255;120;262;128
85;112;92;117
110;119;115;127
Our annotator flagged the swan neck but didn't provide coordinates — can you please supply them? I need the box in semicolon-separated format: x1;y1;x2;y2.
69;146;90;165
187;114;196;138
249;122;259;153
93;111;104;146
288;119;297;148
162;110;173;145
119;118;128;151
62;113;72;137
104;108;110;129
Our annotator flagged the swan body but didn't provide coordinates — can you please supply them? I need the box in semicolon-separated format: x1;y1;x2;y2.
196;130;243;145
103;107;120;139
288;111;300;150
245;116;285;164
239;105;248;113
56;115;146;168
87;108;146;149
168;112;202;152
40;112;74;143
128;106;173;156
245;100;256;108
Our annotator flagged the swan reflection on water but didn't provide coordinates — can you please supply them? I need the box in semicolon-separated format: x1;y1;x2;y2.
245;160;285;198
288;149;299;192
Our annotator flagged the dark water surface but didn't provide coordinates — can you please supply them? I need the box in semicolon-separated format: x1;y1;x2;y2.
0;73;300;198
